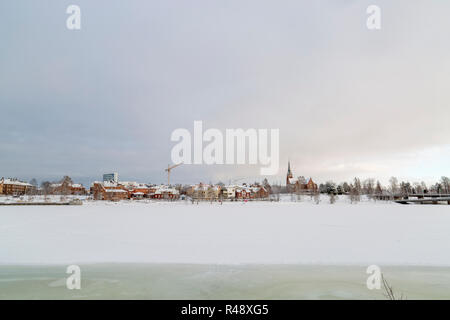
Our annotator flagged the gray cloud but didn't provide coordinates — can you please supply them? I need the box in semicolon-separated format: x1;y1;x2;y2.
0;0;449;186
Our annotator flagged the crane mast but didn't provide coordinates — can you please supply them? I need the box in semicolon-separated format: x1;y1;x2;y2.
165;163;182;185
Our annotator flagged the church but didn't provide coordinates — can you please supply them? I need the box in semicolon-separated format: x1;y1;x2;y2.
286;161;318;194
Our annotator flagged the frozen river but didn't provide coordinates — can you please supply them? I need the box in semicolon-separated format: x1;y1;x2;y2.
1;198;450;299
1;198;449;265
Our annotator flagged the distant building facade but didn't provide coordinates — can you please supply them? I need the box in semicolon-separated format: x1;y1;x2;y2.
0;178;35;195
103;173;118;183
91;181;128;201
186;183;268;200
91;180;179;201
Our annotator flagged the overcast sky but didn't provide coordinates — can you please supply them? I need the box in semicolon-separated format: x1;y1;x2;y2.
1;0;449;186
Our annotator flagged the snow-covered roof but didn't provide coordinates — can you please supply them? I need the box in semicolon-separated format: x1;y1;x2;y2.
154;185;179;194
130;184;149;190
236;186;254;193
102;181;119;188
51;183;83;188
192;184;210;191
1;178;32;187
120;181;139;187
105;189;127;193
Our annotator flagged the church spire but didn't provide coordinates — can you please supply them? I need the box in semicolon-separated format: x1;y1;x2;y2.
286;160;293;188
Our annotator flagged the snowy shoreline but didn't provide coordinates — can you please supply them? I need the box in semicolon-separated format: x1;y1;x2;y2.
1;196;449;266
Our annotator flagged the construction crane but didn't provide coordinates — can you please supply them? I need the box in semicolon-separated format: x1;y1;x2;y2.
165;163;182;186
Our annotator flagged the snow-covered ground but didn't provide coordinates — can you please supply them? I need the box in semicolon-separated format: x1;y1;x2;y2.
0;195;89;204
0;195;449;265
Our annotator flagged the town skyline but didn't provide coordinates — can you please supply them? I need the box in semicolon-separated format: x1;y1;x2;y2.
2;160;449;192
1;1;449;187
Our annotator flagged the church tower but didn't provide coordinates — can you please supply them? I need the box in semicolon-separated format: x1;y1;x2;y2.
286;161;293;187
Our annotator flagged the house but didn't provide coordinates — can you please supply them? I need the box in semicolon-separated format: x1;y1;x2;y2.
91;181;128;200
251;185;269;199
187;183;209;200
131;192;145;199
120;181;151;198
206;185;222;200
103;189;128;201
185;183;223;200
221;186;236;199
0;178;35;195
219;184;268;200
235;186;252;199
151;185;179;200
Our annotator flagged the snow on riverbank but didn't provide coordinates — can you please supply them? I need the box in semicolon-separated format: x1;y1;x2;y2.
0;197;449;265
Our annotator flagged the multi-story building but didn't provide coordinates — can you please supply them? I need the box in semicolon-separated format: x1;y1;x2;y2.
221;186;236;199
91;181;129;201
206;185;222;200
0;178;35;195
91;180;158;200
103;173;118;183
187;183;209;199
151;185;179;200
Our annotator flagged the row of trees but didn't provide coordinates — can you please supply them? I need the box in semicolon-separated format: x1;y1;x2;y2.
22;176;75;195
317;176;450;196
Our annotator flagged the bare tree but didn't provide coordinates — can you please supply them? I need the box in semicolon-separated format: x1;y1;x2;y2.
413;182;423;194
329;193;337;204
313;192;320;204
349;184;361;203
363;178;375;197
399;181;412;196
353;178;362;195
375;181;383;195
389;177;399;196
420;181;428;194
59;176;74;195
441;176;450;194
41;181;51;196
26;178;38;195
342;182;351;194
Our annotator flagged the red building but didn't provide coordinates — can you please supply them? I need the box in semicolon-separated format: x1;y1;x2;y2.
286;161;318;194
0;178;35;195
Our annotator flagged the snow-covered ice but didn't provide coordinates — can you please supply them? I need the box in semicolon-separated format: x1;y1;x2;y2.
0;195;449;265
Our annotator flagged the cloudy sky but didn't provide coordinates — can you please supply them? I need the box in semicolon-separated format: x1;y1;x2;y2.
1;0;449;186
